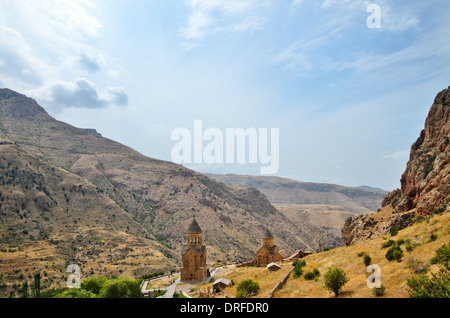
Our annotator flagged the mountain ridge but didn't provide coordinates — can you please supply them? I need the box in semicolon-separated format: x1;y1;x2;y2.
0;88;342;281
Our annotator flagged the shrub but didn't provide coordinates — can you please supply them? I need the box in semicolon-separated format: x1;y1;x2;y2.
304;272;315;280
81;276;107;294
415;215;424;222
292;259;306;278
386;246;403;262
357;252;365;257
236;279;260;298
382;240;395;248
430;244;450;265
312;268;320;277
54;288;96;298
372;285;386;297
429;234;438;242
390;230;398;237
407;269;450;298
393;250;403;262
323;268;349;297
292;259;306;268
292;265;303;278
396;239;405;246
363;255;372;266
407;244;449;298
99;277;142;298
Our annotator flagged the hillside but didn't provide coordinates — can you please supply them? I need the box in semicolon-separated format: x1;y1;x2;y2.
191;207;449;298
0;88;341;280
207;174;387;234
0;137;177;285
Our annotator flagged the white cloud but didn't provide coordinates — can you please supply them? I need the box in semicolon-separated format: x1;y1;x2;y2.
181;0;270;42
382;150;410;161
33;78;128;110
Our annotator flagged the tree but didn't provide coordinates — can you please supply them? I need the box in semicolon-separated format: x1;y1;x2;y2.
55;288;97;298
19;280;29;298
407;244;450;298
81;276;107;295
236;279;260;298
323;268;349;297
292;259;306;278
30;271;41;298
99;277;142;298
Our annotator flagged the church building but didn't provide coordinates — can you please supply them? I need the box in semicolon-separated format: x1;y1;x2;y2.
180;218;208;282
252;227;284;267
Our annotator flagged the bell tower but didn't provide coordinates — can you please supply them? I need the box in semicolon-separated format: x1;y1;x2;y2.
186;217;203;248
261;227;274;248
180;217;208;282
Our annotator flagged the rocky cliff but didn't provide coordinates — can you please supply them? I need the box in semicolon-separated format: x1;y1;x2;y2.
342;86;450;245
397;87;450;215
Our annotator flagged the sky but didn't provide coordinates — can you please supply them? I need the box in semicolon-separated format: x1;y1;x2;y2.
1;0;450;191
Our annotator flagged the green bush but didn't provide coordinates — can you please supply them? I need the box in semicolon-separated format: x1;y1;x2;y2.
429;234;438;242
323;268;349;297
357;252;365;257
236;279;260;298
292;259;306;278
407;244;449;298
312;268;320;277
430;244;450;265
81;276;107;294
386;246;403;262
363;255;372;266
393;250;403;262
54;288;97;298
382;240;395;248
396;239;405;246
372;285;386;297
99;277;142;298
292;265;303;278
304;272;315;280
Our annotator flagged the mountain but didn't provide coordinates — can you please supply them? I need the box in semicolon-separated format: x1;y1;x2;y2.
0;88;339;284
342;86;450;245
206;174;387;238
206;174;387;213
358;185;388;192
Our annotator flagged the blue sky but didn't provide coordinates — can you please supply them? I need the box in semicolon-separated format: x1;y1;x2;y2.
1;0;449;191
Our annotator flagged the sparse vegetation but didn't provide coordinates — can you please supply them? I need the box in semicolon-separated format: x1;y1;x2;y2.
407;244;450;298
363;254;372;266
292;259;306;278
323;268;349;297
236;279;260;298
372;285;386;297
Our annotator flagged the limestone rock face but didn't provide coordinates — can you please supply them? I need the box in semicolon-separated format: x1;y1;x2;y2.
341;210;413;246
342;86;450;245
398;87;450;214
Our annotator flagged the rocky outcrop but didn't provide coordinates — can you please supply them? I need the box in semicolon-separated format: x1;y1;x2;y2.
342;86;450;245
342;210;413;246
397;86;450;215
381;188;401;208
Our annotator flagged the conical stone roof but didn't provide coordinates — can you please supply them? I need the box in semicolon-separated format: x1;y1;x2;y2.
262;228;273;239
187;218;202;234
